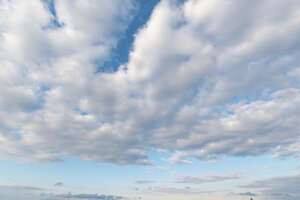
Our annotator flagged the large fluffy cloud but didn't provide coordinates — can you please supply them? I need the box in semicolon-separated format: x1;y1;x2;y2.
0;0;300;165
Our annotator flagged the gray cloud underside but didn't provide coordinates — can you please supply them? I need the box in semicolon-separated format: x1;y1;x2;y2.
0;0;300;165
54;182;63;187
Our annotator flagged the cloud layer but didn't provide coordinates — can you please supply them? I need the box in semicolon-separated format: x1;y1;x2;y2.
175;173;243;184
242;174;300;200
54;193;124;200
0;0;300;165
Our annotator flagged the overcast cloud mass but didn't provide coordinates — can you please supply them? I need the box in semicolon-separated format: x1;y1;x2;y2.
0;0;300;199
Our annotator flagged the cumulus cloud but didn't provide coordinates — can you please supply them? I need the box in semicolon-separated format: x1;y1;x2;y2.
0;0;300;165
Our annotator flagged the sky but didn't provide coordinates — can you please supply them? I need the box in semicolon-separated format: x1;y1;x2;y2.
0;0;300;200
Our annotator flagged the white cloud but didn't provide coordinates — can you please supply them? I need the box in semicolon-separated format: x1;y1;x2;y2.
0;0;300;165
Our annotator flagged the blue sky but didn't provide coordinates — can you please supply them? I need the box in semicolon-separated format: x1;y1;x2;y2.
0;0;300;200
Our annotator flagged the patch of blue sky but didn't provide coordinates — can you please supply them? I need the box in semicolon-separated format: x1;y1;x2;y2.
147;149;300;178
98;0;160;73
74;107;88;116
41;0;63;29
40;0;188;74
0;153;298;194
0;157;152;192
168;154;300;180
146;151;178;177
31;85;51;110
138;150;300;191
